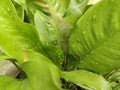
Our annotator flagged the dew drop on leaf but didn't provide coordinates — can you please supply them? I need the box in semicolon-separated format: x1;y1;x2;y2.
92;15;96;20
82;31;86;35
90;15;96;20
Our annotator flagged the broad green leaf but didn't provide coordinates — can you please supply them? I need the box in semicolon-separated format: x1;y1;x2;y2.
0;76;15;90
39;0;89;38
0;0;43;63
50;0;89;36
0;0;64;66
69;0;120;74
63;0;89;26
61;70;111;90
0;51;62;90
34;10;60;45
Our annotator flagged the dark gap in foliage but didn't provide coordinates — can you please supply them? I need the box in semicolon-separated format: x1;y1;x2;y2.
61;78;85;90
24;11;30;23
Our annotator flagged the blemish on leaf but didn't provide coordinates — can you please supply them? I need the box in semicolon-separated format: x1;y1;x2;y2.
22;50;28;62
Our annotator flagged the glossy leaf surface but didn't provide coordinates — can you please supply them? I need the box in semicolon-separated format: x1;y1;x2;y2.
69;0;120;74
0;51;62;90
0;0;43;63
61;70;111;90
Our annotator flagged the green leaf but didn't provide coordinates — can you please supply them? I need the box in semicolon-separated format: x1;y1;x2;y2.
40;0;89;38
43;46;64;68
108;69;120;82
69;0;120;74
61;70;111;90
0;51;10;60
13;2;25;21
0;51;62;90
63;0;89;26
0;0;43;63
34;10;64;67
34;10;60;45
44;0;70;16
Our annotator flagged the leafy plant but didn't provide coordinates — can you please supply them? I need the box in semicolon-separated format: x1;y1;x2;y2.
0;0;120;90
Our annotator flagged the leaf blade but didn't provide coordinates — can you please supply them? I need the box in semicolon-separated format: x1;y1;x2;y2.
69;0;120;74
0;0;43;63
61;70;112;90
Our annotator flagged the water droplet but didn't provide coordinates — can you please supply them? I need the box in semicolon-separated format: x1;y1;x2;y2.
92;15;96;20
90;15;96;20
82;31;86;35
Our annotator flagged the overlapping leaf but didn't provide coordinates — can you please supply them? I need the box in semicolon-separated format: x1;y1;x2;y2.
34;10;60;45
0;51;62;90
0;0;43;63
61;70;111;90
69;0;120;74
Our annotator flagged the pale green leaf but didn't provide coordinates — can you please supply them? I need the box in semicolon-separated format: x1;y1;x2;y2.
61;70;111;90
0;51;62;90
34;10;60;45
63;0;89;26
69;0;120;74
88;0;101;5
108;69;120;82
0;0;43;63
13;0;26;5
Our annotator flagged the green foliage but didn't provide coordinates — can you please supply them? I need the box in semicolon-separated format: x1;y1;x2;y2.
0;50;62;90
69;0;120;74
1;0;120;90
0;0;43;63
61;70;111;90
